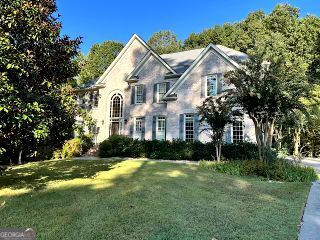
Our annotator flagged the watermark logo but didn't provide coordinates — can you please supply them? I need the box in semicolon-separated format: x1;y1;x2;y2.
0;228;35;240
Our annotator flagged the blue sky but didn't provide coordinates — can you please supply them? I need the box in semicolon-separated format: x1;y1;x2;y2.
56;0;320;54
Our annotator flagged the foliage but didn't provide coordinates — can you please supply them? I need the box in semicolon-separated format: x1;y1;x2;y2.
200;159;318;182
61;138;82;159
222;142;260;160
0;0;80;164
225;52;311;161
98;136;259;161
53;134;94;159
147;30;182;54
76;41;124;86
197;96;241;161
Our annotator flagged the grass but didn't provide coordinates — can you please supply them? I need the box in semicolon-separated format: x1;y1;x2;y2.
0;159;311;240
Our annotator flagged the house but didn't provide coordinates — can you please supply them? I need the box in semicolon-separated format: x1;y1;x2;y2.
77;34;256;144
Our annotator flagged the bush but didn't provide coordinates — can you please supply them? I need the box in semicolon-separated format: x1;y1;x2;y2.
98;136;260;161
221;142;259;160
61;138;82;158
200;159;318;182
80;134;94;153
52;149;62;159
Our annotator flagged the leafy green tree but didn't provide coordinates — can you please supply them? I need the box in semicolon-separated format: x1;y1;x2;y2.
77;41;123;86
225;53;310;162
148;30;182;54
0;0;80;164
197;97;240;161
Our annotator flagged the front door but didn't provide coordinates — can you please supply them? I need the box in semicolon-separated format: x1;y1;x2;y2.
110;122;120;136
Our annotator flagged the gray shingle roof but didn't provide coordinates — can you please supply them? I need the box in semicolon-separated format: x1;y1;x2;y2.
160;45;247;74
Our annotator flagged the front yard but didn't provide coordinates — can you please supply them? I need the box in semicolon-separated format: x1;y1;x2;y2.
0;159;310;239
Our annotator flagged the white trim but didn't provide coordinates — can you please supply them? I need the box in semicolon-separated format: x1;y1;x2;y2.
156;116;166;140
184;113;195;142
205;74;218;97
106;90;125;136
164;44;240;98
157;82;167;103
96;34;150;85
126;50;177;81
135;85;143;104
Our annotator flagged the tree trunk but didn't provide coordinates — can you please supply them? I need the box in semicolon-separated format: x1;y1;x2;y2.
293;128;301;157
216;144;221;162
250;115;274;163
18;149;22;165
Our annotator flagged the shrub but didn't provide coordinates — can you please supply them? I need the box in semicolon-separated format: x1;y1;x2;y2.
200;159;318;182
52;149;62;159
98;136;260;161
221;142;259;160
81;134;94;153
61;138;82;158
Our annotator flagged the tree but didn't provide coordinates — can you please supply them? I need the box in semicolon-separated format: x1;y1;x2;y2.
0;0;80;164
225;53;310;162
147;31;182;54
77;41;123;86
197;97;240;161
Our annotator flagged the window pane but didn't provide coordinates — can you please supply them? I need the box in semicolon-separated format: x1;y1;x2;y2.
185;114;194;142
135;85;143;103
156;116;166;140
207;75;217;97
158;83;167;102
233;121;243;143
135;117;143;132
110;94;123;118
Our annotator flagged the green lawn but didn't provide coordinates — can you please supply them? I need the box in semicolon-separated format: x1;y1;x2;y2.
0;159;310;240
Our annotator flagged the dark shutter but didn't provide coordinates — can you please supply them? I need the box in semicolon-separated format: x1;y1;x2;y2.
194;114;199;141
152;116;157;140
153;84;158;103
142;84;146;103
130;118;134;137
179;114;184;140
201;76;206;98
217;73;223;94
131;87;135;104
141;117;145;140
166;82;170;93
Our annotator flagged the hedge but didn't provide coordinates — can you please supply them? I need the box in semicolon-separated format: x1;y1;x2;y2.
98;135;259;161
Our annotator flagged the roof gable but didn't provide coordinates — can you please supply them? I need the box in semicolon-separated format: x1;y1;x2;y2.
126;50;177;80
164;44;243;98
95;34;150;85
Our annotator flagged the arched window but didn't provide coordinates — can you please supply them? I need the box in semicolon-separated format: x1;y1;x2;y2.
110;93;123;119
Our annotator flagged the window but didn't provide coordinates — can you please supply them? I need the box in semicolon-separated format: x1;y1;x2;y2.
135;117;143;132
158;83;167;102
207;74;218;97
185;114;194;142
135;85;143;104
156;116;166;140
110;93;123;118
233;121;244;143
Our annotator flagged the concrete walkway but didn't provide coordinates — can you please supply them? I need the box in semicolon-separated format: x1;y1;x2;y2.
299;181;320;240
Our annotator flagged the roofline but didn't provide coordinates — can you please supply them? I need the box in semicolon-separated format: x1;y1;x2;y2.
164;44;241;98
95;34;151;85
126;50;177;80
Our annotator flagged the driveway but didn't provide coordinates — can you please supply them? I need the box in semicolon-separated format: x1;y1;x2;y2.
300;158;320;173
299;157;320;240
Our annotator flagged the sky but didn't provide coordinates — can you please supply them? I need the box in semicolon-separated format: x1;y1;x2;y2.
56;0;320;54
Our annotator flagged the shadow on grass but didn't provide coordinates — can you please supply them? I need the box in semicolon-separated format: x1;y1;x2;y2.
0;159;122;190
0;159;310;240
